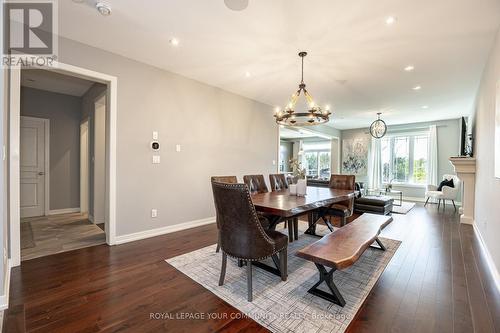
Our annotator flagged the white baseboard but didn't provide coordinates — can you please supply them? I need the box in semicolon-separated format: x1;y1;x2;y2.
48;207;81;215
88;214;94;223
473;224;500;293
0;259;12;310
115;216;216;245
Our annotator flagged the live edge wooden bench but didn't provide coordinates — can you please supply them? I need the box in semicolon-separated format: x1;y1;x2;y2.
296;213;393;307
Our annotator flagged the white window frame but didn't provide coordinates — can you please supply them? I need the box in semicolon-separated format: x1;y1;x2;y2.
303;149;331;179
381;133;429;186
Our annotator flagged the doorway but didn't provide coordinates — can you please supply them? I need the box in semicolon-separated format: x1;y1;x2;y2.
9;63;117;266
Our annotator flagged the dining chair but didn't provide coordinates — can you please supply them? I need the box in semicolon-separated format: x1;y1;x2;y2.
325;174;356;227
212;182;288;302
243;175;268;194
211;176;238;253
269;174;298;242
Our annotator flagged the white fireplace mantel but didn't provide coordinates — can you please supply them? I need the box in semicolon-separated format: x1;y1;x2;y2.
449;157;476;224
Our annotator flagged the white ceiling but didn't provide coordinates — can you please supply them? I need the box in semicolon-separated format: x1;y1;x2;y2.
59;0;500;129
21;69;95;96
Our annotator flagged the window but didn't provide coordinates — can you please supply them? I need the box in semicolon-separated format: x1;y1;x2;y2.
302;141;331;179
380;134;429;184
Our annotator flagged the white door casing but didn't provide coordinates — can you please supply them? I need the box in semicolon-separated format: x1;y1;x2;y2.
20;116;48;218
80;119;89;214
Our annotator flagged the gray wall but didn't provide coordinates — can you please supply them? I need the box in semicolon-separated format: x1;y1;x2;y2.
20;87;82;210
470;29;500;272
279;141;293;172
58;37;277;236
340;118;461;199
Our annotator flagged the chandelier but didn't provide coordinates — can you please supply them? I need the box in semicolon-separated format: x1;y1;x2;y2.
369;112;387;138
274;52;331;126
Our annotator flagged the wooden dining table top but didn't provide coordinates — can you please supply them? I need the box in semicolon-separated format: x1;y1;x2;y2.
251;187;355;217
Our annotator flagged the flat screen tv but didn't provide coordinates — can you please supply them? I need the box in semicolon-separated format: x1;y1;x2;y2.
460;116;467;156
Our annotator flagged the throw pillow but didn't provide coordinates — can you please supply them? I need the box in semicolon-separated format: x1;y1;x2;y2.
437;178;454;191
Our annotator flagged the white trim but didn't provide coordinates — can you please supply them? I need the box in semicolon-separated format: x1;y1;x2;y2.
44;119;50;215
8;61;118;268
80;118;89;215
48;207;81;215
115;217;216;245
9;68;21;267
0;259;11;310
88;214;94;223
473;224;500;293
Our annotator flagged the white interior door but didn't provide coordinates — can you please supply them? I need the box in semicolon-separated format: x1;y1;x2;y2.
80;120;89;214
20;116;47;218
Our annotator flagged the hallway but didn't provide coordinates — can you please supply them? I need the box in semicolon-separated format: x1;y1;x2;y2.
21;213;105;261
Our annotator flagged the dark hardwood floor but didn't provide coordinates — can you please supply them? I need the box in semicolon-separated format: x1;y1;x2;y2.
2;204;499;332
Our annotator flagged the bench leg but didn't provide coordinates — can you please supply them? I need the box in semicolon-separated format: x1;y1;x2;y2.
307;263;346;307
370;237;386;251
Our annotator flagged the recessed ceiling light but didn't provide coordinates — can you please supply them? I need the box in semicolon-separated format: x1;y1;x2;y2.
385;16;397;26
224;0;249;11
95;2;112;16
413;85;422;90
404;65;414;71
245;71;251;78
169;38;179;46
421;105;429;109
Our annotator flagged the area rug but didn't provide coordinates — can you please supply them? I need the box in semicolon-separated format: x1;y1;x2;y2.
166;223;400;333
391;202;416;214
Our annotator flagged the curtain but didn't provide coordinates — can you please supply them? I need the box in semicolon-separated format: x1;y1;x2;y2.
427;125;438;186
368;137;382;189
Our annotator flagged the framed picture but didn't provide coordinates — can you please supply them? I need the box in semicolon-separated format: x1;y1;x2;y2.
496;80;500;178
342;138;369;176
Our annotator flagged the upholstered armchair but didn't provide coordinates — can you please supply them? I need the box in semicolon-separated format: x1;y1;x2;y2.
211;182;288;302
211;176;238;253
324;174;356;227
425;174;461;211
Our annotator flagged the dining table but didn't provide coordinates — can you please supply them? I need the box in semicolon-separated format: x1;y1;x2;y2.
251;186;355;235
249;186;355;277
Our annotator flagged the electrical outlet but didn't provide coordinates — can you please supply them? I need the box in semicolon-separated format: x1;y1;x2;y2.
151;209;158;218
272;160;276;165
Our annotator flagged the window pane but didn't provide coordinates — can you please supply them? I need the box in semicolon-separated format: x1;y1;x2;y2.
381;138;391;183
318;151;331;179
304;152;318;177
393;137;409;182
413;136;428;183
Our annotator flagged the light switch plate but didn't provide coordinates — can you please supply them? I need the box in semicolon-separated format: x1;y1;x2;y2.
152;131;158;140
151;209;158;218
176;144;181;152
152;155;160;164
272;160;276;165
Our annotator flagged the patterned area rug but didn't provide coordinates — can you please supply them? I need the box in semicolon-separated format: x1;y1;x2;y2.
166;223;400;333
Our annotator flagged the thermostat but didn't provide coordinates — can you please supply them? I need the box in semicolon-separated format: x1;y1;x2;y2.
151;141;160;151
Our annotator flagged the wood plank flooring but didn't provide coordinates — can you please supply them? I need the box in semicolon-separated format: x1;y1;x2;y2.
20;213;106;261
3;204;499;332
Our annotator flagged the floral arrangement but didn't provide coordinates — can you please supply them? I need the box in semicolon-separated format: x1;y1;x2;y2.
289;158;306;179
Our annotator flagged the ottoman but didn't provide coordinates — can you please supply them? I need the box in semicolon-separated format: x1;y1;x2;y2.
354;195;393;215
